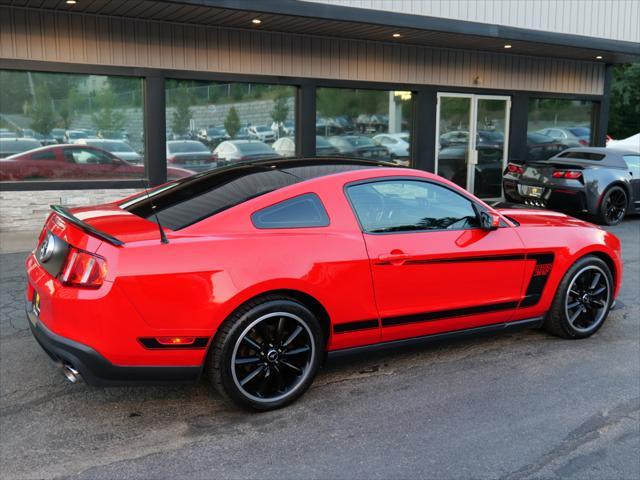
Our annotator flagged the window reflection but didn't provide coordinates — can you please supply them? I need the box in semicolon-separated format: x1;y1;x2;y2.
0;70;145;181
315;88;412;166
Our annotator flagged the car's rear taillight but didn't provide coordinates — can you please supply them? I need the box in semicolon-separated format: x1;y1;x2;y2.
507;163;524;174
578;139;589;146
59;247;107;288
552;170;582;179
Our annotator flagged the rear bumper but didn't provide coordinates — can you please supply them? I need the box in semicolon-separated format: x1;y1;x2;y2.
503;180;590;213
26;299;202;386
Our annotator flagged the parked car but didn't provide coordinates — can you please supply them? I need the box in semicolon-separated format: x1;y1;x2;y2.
271;120;295;136
214;140;279;163
166;140;218;172
373;132;410;161
272;137;296;157
0;131;18;139
74;139;142;164
526;132;570;161
99;129;130;141
0;137;42;158
536;127;590;146
0;144;191;181
316;117;343;136
439;130;469;148
503;147;640;225
328;135;390;160
50;128;66;144
197;127;229;148
25;157;622;410
248;125;276;143
607;133;640;153
315;136;340;156
64;130;88;143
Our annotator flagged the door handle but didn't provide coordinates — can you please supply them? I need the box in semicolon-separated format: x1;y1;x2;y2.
378;251;411;265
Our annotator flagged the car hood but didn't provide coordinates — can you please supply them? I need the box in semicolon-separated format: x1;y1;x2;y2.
496;207;597;228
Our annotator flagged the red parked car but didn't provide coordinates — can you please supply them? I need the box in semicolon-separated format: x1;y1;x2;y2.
25;158;622;410
0;144;193;181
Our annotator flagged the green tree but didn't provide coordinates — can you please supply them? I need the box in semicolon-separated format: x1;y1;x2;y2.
91;87;125;132
224;107;241;138
171;85;192;136
609;63;640;139
58;89;82;129
29;85;56;134
270;95;289;137
0;70;30;114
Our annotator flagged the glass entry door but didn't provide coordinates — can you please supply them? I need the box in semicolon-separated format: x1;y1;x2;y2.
436;93;511;199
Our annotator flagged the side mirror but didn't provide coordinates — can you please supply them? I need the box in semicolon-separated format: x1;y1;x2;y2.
479;210;501;231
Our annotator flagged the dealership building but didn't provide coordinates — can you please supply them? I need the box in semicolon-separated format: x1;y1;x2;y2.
1;0;639;233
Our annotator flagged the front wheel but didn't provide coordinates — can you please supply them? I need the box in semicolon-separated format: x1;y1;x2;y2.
543;256;613;339
209;295;323;411
597;186;628;225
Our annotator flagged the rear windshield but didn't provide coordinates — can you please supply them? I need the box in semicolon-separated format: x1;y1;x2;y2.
558;151;605;161
168;141;209;153
123;160;380;230
237;143;275;154
569;127;590;137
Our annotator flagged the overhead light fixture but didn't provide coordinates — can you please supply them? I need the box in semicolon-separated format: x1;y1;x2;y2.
392;33;401;38
66;0;77;4
252;18;262;25
504;44;512;49
596;55;603;60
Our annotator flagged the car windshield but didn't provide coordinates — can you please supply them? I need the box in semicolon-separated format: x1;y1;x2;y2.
569;127;590;137
346;137;374;147
168;142;209;153
478;131;504;142
255;126;270;132
97;141;135;153
558;151;605;161
68;131;87;139
208;129;225;136
237;143;275;154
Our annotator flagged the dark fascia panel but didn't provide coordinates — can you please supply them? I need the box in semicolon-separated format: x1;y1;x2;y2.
169;0;640;60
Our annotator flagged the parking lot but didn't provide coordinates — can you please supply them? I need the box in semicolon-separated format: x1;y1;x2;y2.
0;218;638;480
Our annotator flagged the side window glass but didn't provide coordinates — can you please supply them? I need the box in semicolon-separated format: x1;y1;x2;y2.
624;155;640;170
251;193;330;229
31;151;56;160
347;180;479;233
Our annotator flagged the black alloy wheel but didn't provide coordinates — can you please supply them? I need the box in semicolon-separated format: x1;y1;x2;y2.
598;187;627;225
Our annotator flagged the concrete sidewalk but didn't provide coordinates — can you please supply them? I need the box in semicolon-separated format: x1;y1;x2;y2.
0;231;38;254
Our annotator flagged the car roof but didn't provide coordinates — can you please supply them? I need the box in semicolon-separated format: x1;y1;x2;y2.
550;147;632;167
123;157;397;230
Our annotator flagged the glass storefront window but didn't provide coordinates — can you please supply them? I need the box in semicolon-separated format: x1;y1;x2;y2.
0;70;144;181
315;88;412;166
164;80;295;178
526;98;595;161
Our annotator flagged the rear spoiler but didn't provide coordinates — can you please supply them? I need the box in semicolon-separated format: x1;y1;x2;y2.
50;205;125;247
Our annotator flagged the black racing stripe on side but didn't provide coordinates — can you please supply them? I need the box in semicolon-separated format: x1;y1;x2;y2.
520;252;556;308
403;254;526;265
381;301;520;327
138;337;209;349
334;319;379;333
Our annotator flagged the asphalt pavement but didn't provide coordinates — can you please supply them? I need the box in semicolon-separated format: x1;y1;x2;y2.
1;218;638;479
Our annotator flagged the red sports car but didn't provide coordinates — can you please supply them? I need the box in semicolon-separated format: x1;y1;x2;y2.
1;144;193;181
25;158;623;410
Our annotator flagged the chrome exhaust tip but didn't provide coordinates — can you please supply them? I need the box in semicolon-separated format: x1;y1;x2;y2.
62;363;81;383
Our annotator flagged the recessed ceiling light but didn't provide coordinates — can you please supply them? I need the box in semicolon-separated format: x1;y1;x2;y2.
392;33;401;38
504;44;512;49
252;18;262;25
596;55;603;59
66;0;77;4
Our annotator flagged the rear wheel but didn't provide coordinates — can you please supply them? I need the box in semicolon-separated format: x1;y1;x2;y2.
209;295;323;411
543;256;613;339
597;186;627;225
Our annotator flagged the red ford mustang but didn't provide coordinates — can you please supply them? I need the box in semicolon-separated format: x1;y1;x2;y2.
25;158;623;410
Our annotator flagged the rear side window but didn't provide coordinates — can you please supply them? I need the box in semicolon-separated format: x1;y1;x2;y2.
252;193;329;229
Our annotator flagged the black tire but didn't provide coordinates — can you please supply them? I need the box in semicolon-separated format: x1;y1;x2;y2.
208;295;323;411
596;186;628;226
543;255;613;339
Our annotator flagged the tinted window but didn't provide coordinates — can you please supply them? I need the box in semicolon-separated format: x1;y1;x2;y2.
347;180;479;233
252;193;329;229
558;151;605;161
32;150;56;160
237;142;276;154
168;141;209;153
624;155;640;169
